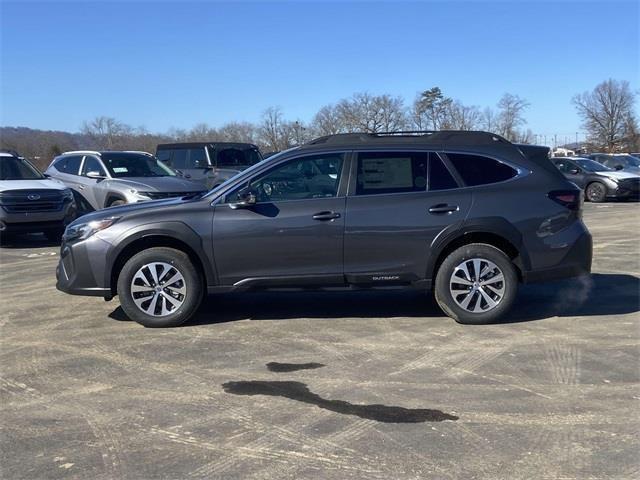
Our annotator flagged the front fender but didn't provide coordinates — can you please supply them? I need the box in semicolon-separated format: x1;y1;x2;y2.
104;221;216;288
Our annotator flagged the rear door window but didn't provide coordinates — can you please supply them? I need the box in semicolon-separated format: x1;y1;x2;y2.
81;156;107;176
445;153;517;186
55;155;83;175
186;148;209;169
216;147;261;168
355;151;428;195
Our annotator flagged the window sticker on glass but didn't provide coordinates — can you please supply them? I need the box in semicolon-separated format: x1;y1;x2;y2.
113;167;129;173
361;157;414;189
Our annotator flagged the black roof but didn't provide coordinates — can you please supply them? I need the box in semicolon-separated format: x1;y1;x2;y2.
157;142;259;150
299;131;511;150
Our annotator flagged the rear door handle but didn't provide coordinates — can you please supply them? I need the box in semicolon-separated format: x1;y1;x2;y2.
312;211;341;221
428;204;459;214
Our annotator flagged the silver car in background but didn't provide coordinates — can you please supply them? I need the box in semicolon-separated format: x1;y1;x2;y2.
45;151;206;211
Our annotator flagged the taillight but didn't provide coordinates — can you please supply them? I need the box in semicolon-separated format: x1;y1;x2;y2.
548;189;582;211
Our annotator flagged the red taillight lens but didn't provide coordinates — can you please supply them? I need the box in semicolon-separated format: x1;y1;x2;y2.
548;189;582;211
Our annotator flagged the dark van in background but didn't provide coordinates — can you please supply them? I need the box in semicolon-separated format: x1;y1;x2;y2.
156;142;263;189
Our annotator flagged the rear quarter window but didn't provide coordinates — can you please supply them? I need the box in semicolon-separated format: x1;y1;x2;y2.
446;153;517;186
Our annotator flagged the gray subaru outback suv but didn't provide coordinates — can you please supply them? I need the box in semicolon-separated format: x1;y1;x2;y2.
56;131;592;327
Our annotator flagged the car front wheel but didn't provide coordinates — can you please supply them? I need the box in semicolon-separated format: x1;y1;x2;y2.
117;247;203;327
585;182;607;203
434;243;518;325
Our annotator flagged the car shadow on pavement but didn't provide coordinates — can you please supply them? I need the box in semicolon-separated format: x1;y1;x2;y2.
222;380;459;423
108;273;639;326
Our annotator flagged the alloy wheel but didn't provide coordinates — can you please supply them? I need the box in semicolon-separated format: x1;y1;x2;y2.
449;258;505;313
130;262;186;317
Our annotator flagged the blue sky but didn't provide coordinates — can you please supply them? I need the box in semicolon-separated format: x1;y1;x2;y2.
1;0;638;140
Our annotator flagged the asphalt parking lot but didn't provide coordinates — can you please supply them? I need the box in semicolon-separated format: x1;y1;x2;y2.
1;202;639;479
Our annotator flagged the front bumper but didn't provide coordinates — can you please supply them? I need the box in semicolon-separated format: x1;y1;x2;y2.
523;230;592;283
0;202;76;233
56;235;112;297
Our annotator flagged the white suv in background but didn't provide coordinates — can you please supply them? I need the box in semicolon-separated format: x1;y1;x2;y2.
0;151;76;242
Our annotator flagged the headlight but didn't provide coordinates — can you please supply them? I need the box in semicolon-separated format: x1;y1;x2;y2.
63;217;120;242
61;189;74;201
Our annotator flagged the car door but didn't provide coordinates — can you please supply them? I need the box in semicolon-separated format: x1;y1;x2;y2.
555;159;585;187
182;147;215;188
76;155;108;209
212;152;347;286
343;150;472;285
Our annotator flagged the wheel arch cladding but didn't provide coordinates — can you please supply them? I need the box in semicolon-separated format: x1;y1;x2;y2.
429;219;529;282
107;224;214;295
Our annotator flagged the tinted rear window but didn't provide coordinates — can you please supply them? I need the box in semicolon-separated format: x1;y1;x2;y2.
446;153;517;186
216;147;262;168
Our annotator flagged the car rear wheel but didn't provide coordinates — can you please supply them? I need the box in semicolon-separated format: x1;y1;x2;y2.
434;243;518;325
585;182;607;203
117;247;203;327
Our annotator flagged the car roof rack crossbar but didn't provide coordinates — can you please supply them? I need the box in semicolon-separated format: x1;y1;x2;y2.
304;130;510;147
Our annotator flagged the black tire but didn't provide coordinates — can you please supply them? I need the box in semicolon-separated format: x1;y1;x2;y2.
108;199;126;207
585;182;607;203
434;243;518;325
117;247;203;327
44;229;64;242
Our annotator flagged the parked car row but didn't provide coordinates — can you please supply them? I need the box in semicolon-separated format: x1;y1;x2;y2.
553;156;640;202
0;142;262;244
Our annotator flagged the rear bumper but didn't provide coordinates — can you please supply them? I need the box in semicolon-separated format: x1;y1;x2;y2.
523;230;592;283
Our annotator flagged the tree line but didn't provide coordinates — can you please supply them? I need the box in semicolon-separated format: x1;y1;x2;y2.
1;79;637;170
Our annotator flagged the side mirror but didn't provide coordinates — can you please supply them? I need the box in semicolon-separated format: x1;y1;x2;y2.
569;168;580;175
86;171;106;179
228;190;257;209
614;165;624;171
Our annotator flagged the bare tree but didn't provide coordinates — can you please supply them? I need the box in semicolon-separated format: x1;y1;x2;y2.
496;94;530;141
572;79;638;152
481;107;498;133
81;116;131;149
258;106;291;151
445;101;483;130
335;92;407;133
217;122;259;144
311;105;345;136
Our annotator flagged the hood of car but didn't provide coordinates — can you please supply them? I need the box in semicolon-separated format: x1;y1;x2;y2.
109;176;204;192
595;170;640;181
0;178;68;192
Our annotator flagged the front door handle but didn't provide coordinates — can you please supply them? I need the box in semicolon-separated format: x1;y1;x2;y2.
77;185;85;190
428;204;458;214
312;211;341;221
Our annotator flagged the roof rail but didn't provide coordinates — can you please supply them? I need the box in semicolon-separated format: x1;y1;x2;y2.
304;130;510;147
61;150;102;156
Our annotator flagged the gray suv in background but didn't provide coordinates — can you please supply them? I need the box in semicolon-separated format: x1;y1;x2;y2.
56;131;592;328
46;151;206;211
156;142;263;189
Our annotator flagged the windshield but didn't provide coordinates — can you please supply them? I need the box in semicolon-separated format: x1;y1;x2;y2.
203;147;297;198
102;152;176;178
0;156;46;180
615;155;640;167
575;159;613;172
